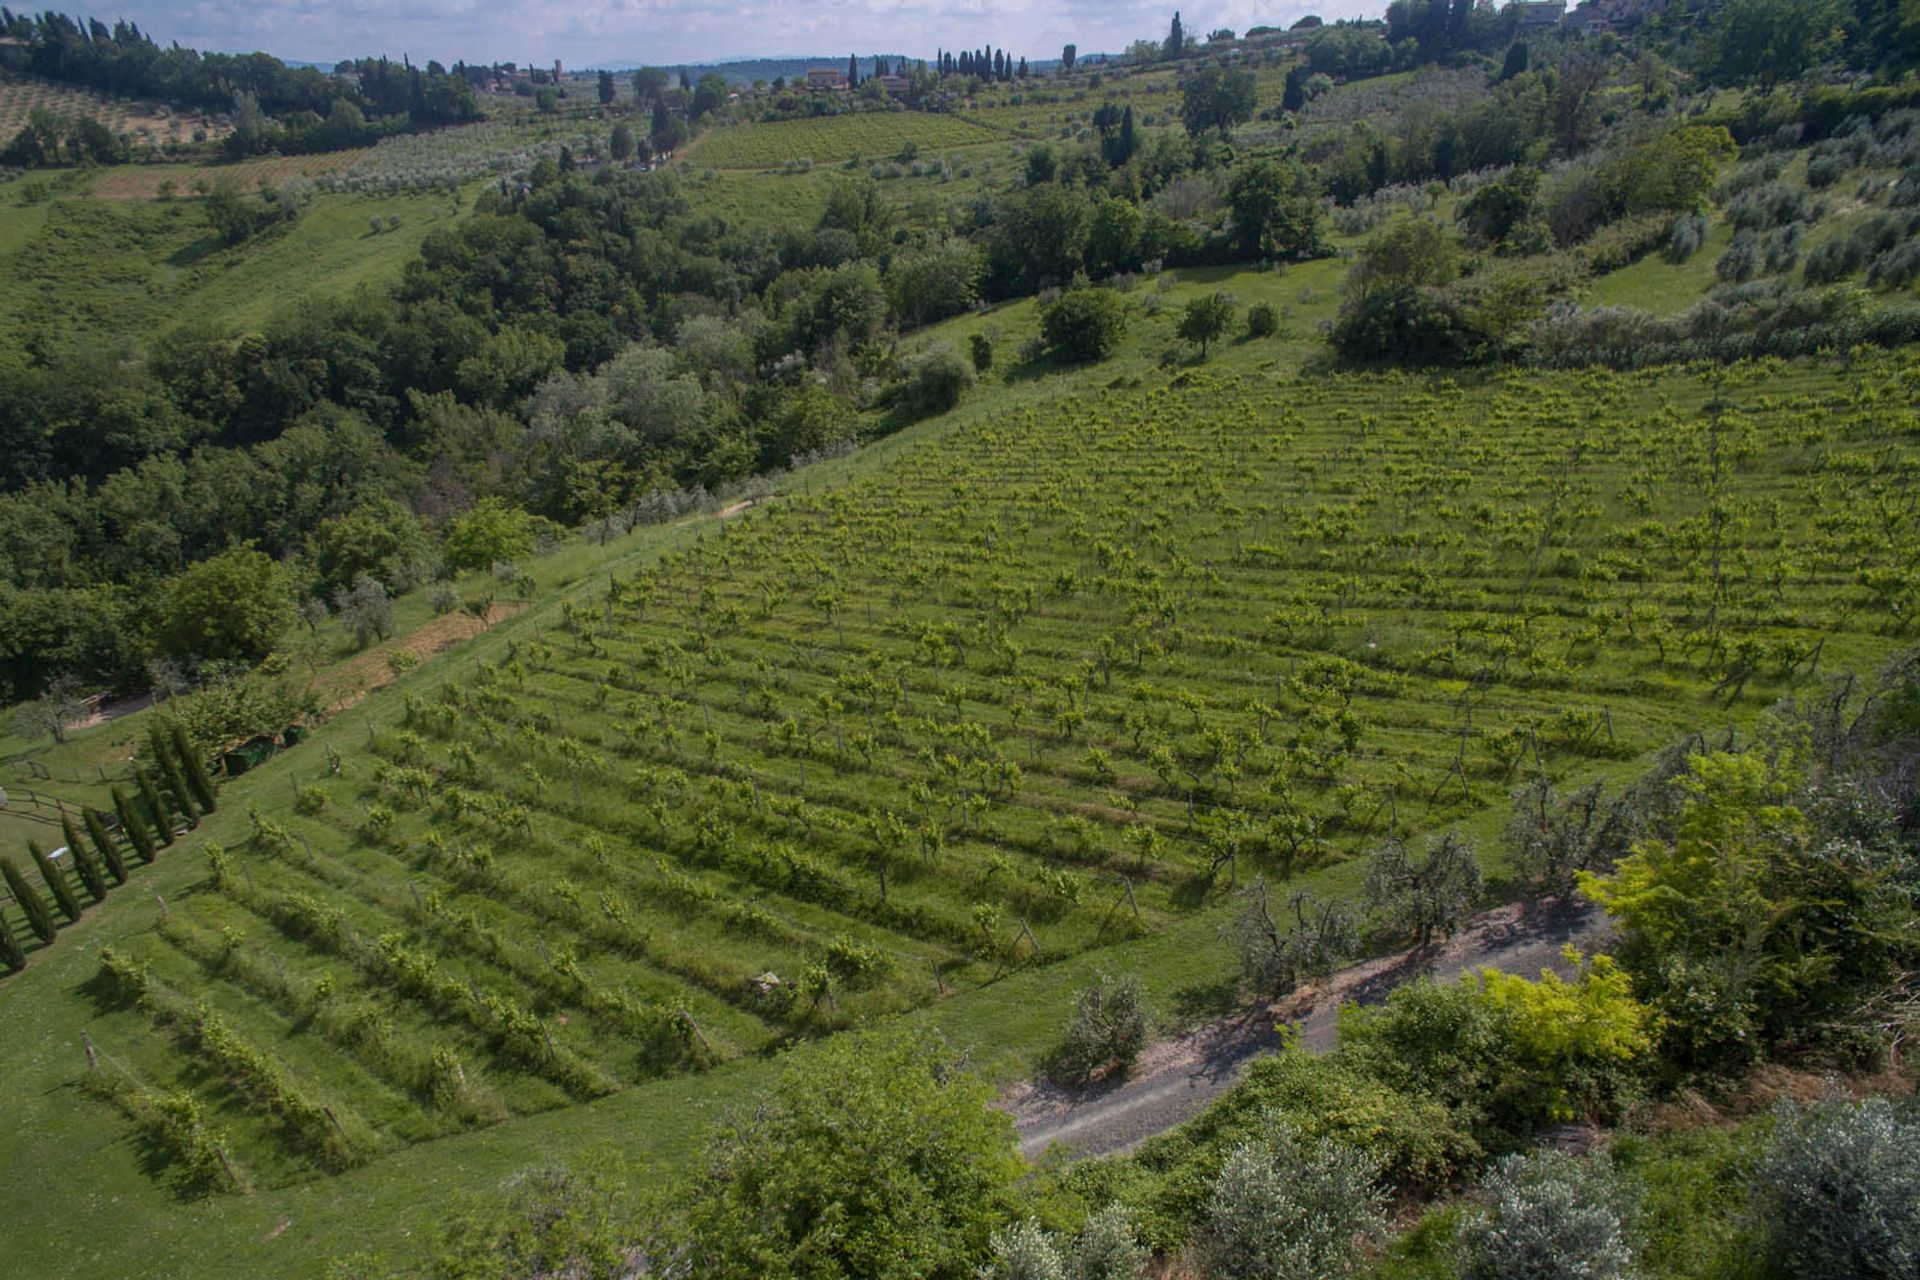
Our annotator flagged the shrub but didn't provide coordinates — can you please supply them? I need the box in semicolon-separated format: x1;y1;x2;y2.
1716;228;1761;282
2;857;57;942
1762;223;1803;275
983;1220;1064;1280
969;332;994;372
1071;1205;1148;1280
30;841;82;923
1194;1125;1386;1280
149;730;200;827
1040;289;1130;362
171;722;218;814
1807;151;1851;189
136;767;177;846
62;815;108;903
0;905;24;972
114;785;160;864
1869;239;1920;289
884;343;975;419
1458;1150;1640;1280
1805;232;1869;284
1751;1096;1920;1280
1245;300;1280;337
84;807;128;884
1053;972;1150;1082
1665;212;1709;263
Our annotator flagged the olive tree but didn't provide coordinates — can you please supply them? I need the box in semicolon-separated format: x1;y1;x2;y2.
1193;1123;1386;1280
1364;832;1483;948
1458;1150;1640;1280
1751;1096;1920;1280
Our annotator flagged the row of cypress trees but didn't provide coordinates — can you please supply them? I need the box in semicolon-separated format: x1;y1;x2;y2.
0;722;219;974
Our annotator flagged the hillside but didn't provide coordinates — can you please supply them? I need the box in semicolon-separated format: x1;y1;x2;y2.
5;8;1920;1279
3;278;1915;1270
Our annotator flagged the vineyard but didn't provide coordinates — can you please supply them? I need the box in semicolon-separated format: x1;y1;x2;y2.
0;69;228;150
694;110;1006;167
79;347;1920;1190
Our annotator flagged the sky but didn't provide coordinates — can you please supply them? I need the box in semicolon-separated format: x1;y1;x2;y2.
94;0;1381;69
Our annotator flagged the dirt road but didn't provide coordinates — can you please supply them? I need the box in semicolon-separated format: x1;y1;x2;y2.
1005;899;1608;1162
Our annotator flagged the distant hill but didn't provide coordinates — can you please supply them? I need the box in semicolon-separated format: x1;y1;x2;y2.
579;52;1084;85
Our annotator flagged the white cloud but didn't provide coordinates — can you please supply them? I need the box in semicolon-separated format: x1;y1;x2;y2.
104;0;1386;66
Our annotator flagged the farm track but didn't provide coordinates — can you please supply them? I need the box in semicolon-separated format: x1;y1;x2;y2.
1006;898;1610;1161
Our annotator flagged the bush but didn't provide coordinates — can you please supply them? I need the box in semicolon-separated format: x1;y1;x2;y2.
1194;1125;1386;1280
1040;289;1129;362
1805;232;1869;284
1053;973;1150;1082
1716;228;1762;282
1751;1096;1920;1280
969;332;994;372
1807;152;1851;189
30;841;81;924
1458;1150;1640;1280
982;1220;1064;1280
1869;238;1920;289
883;343;974;420
2;857;57;942
1245;301;1279;337
1666;212;1709;263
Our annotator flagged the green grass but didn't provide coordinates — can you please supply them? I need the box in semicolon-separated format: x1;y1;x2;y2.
693;111;1009;169
0;186;471;354
5;259;1919;1277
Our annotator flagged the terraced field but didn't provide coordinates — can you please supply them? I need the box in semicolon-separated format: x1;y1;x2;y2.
0;69;228;149
694;109;1006;167
75;349;1920;1191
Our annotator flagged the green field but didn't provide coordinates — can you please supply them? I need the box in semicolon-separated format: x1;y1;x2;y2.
694;110;1008;168
5;263;1916;1273
0;185;469;351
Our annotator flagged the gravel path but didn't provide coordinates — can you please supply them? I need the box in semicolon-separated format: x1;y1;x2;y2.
1005;899;1609;1162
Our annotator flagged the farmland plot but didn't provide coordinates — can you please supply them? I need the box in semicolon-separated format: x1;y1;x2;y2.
86;351;1920;1188
694;110;1006;168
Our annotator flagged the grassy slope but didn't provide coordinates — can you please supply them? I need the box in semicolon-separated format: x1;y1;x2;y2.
0;185;468;353
7;257;1916;1275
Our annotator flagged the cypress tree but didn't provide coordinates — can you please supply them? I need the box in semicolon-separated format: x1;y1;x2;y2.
62;814;108;903
149;729;200;826
4;856;58;942
136;766;176;847
30;840;82;923
113;786;159;865
171;722;218;815
0;904;24;972
84;806;128;884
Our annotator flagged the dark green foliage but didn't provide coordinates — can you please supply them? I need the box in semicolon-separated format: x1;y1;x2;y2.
5;856;58;942
136;767;177;847
1245;302;1279;338
883;344;975;420
969;332;994;373
149;730;201;828
114;786;159;865
0;900;24;972
62;815;109;903
29;840;82;923
676;1029;1021;1278
1040;290;1129;363
84;807;128;884
1179;65;1256;136
1177;292;1237;358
